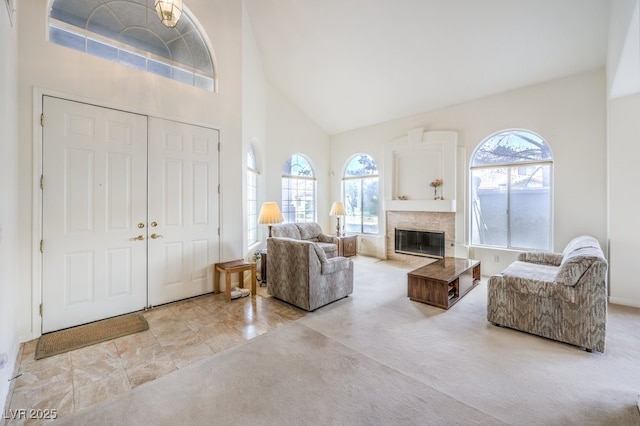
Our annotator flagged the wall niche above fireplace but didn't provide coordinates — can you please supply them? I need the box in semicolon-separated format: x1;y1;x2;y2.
383;129;457;212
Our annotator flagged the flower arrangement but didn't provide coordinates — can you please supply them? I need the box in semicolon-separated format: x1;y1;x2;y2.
429;178;443;199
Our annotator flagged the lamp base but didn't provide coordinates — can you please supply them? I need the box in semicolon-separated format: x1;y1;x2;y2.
336;217;342;237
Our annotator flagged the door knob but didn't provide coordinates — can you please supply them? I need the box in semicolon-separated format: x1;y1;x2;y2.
150;233;164;239
131;234;145;241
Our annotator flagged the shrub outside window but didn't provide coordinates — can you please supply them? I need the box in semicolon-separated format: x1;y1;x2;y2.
342;154;379;234
470;129;553;251
282;155;316;223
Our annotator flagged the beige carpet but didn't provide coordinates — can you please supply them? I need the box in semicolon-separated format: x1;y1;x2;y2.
35;313;148;360
59;257;640;425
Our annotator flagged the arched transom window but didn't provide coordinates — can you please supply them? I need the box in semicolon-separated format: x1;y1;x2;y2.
470;129;553;250
342;154;379;234
49;0;216;91
281;154;316;223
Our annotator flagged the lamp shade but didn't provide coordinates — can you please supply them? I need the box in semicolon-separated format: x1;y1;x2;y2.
155;0;183;28
329;201;346;216
258;202;284;225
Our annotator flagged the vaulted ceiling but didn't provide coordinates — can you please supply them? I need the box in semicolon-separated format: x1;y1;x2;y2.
244;0;611;135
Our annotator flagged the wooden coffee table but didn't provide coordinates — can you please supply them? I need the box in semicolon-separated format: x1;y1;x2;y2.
407;257;481;309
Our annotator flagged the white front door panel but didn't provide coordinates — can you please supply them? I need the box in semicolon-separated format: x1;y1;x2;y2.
147;118;219;306
42;97;148;333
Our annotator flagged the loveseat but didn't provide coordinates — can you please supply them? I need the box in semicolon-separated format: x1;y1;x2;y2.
271;222;338;258
487;235;608;352
267;237;353;311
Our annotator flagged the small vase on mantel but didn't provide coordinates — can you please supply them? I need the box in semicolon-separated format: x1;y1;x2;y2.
429;178;443;200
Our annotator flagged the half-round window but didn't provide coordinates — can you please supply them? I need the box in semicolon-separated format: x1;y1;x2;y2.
49;0;216;91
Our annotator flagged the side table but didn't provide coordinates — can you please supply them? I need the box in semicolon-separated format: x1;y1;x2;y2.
337;235;357;257
259;251;267;286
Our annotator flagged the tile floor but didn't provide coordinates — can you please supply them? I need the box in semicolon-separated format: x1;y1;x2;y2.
3;285;305;425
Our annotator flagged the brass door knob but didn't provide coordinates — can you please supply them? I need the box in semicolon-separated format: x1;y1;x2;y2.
150;233;164;239
131;234;145;241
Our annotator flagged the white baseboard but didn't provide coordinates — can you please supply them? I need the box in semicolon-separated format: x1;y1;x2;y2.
608;297;640;309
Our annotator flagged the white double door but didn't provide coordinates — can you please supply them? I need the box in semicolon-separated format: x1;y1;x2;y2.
41;96;219;333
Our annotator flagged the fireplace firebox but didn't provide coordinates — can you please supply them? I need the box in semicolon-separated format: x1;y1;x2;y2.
395;228;445;259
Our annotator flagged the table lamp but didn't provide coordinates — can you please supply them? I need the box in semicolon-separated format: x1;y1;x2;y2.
329;201;346;236
258;202;284;237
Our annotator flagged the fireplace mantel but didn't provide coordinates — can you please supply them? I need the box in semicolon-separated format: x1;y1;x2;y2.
384;199;456;213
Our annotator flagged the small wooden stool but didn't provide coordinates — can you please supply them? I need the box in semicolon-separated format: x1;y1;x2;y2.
214;260;257;302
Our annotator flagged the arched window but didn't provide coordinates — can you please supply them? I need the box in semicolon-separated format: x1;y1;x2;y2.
470;129;553;250
281;154;316;223
342;154;379;234
247;144;258;246
48;0;216;91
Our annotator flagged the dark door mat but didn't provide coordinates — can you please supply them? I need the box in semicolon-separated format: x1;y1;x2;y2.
35;313;149;360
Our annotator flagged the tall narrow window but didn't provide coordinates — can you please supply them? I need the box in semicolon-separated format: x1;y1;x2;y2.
342;154;379;234
281;154;316;223
48;0;216;91
247;144;258;246
470;129;553;250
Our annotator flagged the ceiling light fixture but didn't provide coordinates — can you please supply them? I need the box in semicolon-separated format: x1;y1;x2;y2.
155;0;183;28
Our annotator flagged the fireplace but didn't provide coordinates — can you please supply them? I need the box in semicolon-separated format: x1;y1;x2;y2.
395;228;445;259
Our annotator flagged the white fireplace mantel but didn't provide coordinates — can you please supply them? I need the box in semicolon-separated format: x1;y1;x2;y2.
384;199;456;213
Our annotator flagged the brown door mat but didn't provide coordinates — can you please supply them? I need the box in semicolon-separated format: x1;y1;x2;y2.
35;313;149;360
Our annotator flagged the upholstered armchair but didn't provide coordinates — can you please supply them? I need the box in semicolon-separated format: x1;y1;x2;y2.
267;237;353;311
487;235;608;352
271;222;338;258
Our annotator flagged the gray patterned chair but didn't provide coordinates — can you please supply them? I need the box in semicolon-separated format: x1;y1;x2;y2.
271;222;339;258
267;237;353;311
487;235;608;352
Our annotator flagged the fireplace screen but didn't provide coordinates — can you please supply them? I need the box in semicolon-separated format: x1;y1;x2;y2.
395;228;445;259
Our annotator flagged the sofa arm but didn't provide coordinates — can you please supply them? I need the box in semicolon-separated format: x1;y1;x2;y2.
320;256;351;275
518;251;563;266
317;234;339;245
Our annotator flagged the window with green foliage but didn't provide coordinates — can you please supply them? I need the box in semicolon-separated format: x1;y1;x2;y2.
470;129;553;250
342;154;379;234
281;154;316;223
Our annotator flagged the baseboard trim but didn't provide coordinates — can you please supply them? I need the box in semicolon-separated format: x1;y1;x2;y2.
608;297;640;309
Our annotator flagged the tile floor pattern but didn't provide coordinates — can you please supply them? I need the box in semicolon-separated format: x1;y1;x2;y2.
3;286;305;425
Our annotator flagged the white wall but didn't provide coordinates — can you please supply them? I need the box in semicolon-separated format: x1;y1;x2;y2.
607;0;640;307
0;0;19;410
264;84;332;233
608;95;640;307
15;0;244;342
242;0;267;252
331;69;608;277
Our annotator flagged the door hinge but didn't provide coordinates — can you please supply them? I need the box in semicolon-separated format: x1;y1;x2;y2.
39;304;43;316
217;142;220;152
40;240;43;253
40;113;44;127
217;227;220;236
40;175;44;189
217;184;220;194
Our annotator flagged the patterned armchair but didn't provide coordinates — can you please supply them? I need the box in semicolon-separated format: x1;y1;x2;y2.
271;223;338;258
487;235;608;352
267;237;353;311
